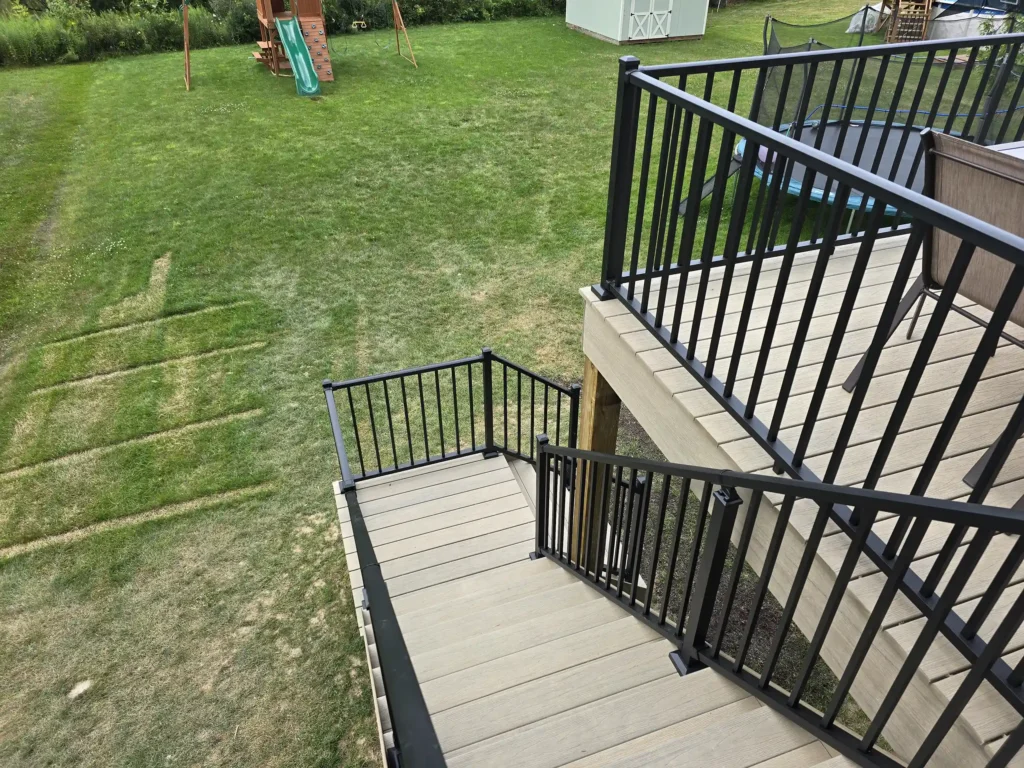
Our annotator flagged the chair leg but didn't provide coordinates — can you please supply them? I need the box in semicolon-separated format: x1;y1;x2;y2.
964;417;1024;488
843;274;927;393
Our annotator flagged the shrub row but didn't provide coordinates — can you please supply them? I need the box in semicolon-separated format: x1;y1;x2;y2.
0;0;564;67
0;5;231;65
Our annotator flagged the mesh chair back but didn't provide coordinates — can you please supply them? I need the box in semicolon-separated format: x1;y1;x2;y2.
924;131;1024;328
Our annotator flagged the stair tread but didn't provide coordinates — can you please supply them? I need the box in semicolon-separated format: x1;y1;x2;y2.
390;556;563;617
445;670;753;768
410;595;629;683
401;581;601;657
432;639;675;754
421;615;661;714
591;706;817;768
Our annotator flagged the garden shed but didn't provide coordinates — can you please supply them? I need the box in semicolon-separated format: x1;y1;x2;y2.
565;0;708;43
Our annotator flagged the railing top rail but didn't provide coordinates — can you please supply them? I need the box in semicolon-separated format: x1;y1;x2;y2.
628;70;1024;266
636;32;1024;77
490;352;576;395
324;353;482;390
542;442;1024;533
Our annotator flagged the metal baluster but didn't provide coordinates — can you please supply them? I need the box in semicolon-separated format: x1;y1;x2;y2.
382;379;399;469
961;43;1004;140
434;369;445;458
365;382;383;473
616;467;639;600
709;490;762;658
743;171;817;422
417;373;430;461
628;475;652;607
759;502;832;688
866;239;977;557
451;367;461;454
734;496;795;671
822;515;931;727
467;364;476;451
400;377;415;465
770;184;853;448
787;508;879;704
643;475;673;617
606;464;626;592
346;387;365;476
628;94;659;302
655;108;694;330
658;477;691;627
593;462;613;585
675;482;714;637
641;101;679;315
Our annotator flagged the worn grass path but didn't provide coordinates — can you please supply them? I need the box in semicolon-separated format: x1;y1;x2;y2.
0;4;863;766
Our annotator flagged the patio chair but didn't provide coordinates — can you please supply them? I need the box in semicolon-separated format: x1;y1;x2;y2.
842;129;1024;489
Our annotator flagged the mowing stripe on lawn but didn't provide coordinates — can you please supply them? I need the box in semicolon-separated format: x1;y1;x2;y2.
40;300;255;348
0;482;274;560
0;408;263;481
28;341;268;395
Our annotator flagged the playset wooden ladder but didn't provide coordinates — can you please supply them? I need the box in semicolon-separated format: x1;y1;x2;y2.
887;0;933;42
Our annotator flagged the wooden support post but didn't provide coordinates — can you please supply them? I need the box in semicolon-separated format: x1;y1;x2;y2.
182;1;191;90
570;356;622;574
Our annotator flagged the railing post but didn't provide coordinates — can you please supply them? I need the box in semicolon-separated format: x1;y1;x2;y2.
567;383;581;449
533;434;549;558
594;55;641;301
481;348;498;458
323;379;356;491
680;486;742;671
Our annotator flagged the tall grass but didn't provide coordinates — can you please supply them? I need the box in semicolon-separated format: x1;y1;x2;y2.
0;7;232;65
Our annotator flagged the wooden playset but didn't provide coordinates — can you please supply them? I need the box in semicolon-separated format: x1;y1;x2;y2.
254;0;334;82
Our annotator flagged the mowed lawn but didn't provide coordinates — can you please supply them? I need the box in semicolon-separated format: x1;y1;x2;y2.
0;4;865;766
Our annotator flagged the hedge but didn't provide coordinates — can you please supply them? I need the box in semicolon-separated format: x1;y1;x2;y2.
0;0;565;67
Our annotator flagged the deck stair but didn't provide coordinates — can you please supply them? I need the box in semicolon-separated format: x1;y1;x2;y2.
333;453;854;768
580;234;1024;768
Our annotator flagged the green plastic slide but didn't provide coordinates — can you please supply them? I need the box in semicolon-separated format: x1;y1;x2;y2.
275;16;320;97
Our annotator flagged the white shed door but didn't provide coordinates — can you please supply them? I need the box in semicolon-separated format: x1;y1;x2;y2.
628;0;674;39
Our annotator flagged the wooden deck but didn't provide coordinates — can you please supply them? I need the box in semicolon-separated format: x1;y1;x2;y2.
581;234;1024;768
333;453;853;767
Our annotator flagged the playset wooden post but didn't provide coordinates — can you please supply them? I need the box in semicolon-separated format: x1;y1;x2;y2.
392;1;417;68
183;0;191;90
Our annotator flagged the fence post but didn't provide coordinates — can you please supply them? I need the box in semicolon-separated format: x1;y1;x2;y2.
594;55;642;301
567;383;582;449
680;486;742;671
978;44;1018;145
323;380;356;491
481;348;498;458
533;434;549;558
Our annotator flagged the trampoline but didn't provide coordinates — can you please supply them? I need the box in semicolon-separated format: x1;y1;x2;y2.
735;118;926;214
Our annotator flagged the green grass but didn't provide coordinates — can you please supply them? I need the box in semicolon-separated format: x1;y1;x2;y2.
0;5;871;766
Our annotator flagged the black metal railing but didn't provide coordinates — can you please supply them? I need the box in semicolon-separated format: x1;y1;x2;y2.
323;348;579;489
536;439;1024;768
598;47;1024;498
594;40;1024;767
600;34;1024;296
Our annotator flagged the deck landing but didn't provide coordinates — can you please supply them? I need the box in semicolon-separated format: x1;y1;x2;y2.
334;453;849;767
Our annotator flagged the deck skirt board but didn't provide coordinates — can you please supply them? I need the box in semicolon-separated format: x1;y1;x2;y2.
336;453;839;767
580;232;1024;767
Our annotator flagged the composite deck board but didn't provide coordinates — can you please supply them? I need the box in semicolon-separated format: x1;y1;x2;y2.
580;233;1024;767
336;453;839;767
